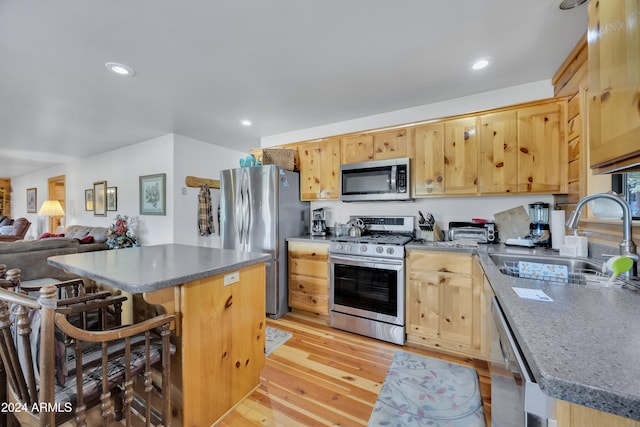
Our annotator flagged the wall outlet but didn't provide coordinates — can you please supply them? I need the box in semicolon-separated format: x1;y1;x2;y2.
224;271;240;286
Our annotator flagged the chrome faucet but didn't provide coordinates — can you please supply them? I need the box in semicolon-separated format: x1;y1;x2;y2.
566;193;638;278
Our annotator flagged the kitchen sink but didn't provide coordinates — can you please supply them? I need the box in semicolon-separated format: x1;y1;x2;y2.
488;253;622;287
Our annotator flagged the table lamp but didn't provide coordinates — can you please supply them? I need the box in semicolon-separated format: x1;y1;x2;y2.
38;200;65;233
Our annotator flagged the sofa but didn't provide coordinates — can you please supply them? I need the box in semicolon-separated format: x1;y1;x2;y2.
62;225;110;252
0;218;31;242
0;225;110;283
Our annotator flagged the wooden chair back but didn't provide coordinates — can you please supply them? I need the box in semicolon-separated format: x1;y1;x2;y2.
0;268;174;426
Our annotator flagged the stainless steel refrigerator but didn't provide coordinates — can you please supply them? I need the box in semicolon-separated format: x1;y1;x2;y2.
220;165;309;318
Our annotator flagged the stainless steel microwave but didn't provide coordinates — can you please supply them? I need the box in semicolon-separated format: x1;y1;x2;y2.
340;157;411;202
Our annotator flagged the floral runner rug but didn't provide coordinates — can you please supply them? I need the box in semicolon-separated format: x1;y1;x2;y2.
265;326;292;356
369;350;485;427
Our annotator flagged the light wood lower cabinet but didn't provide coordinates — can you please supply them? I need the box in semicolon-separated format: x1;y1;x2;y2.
406;250;487;359
556;399;640;427
142;262;266;426
288;241;329;316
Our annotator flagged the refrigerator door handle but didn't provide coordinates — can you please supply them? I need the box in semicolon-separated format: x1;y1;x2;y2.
235;174;245;244
243;181;251;240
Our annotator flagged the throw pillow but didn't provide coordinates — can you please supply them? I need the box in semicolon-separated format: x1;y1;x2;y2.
77;235;94;244
39;232;65;239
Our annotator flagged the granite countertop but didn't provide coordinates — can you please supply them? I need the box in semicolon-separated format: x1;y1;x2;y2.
48;244;270;294
472;245;640;421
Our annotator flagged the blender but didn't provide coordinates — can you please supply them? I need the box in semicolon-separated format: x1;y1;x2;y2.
528;202;551;247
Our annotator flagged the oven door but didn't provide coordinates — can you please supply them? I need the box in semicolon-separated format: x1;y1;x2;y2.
329;253;404;326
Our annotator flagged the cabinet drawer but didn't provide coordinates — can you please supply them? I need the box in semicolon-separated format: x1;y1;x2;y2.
289;273;329;314
289;274;328;295
289;259;328;278
289;292;328;314
407;250;472;275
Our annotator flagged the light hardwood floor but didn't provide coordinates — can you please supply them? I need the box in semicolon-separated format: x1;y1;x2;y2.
217;311;491;426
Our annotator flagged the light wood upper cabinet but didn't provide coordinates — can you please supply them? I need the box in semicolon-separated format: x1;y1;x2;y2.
479;110;519;194
413;118;479;196
588;0;640;173
414;122;445;195
341;134;374;164
265;97;567;200
373;128;409;160
517;101;567;193
444;117;479;195
298;138;341;200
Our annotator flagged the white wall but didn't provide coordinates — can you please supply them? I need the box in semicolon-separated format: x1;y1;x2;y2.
261;79;556;235
309;196;554;238
173;134;246;247
11;134;245;245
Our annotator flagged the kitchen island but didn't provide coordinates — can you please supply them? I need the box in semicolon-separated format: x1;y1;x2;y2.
49;244;270;427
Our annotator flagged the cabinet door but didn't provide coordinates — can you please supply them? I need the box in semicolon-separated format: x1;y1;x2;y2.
479;111;518;194
406;270;441;339
444;117;479;194
517;102;566;193
439;274;475;347
414;123;445;195
373;128;408;160
298;139;341;200
588;0;640;172
341;134;374;164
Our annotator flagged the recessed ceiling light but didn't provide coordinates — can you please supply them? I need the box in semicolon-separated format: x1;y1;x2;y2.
471;58;490;71
240;119;252;126
105;62;136;77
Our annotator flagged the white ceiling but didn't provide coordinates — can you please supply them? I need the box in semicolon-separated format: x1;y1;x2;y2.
0;0;587;178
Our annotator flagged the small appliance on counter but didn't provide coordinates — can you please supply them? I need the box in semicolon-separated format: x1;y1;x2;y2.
448;221;498;243
527;202;551;247
311;208;327;236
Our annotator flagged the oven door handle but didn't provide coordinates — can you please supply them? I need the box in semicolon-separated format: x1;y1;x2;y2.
330;254;403;268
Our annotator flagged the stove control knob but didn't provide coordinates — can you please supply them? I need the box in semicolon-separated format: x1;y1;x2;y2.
376;246;384;254
345;244;352;251
335;244;342;250
360;245;367;253
386;247;395;255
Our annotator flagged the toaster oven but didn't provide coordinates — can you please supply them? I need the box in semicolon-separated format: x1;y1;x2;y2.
448;222;498;243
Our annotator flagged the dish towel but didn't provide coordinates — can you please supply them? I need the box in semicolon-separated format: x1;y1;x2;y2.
198;184;215;236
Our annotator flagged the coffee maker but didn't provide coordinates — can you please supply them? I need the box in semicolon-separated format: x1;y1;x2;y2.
311;208;327;236
528;202;551;247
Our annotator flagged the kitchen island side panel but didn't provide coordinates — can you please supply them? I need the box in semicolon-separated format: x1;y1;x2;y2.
179;262;266;426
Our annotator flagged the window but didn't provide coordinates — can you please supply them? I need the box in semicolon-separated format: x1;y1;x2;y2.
612;172;640;219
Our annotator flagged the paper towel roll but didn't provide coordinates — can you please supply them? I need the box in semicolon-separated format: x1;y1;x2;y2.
551;210;566;250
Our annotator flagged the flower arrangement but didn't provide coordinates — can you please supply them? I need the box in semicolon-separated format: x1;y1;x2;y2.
106;214;138;249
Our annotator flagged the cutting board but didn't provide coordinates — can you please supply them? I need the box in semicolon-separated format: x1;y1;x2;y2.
494;206;531;241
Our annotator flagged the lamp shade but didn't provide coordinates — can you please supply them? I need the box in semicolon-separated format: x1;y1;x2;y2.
38;200;65;216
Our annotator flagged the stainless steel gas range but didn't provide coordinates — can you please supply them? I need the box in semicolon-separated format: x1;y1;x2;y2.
328;215;413;345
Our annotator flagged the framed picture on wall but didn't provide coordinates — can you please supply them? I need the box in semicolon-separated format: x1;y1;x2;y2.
85;189;93;211
26;188;37;213
106;187;117;211
93;181;107;216
139;173;166;215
